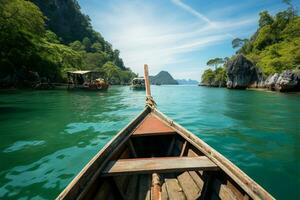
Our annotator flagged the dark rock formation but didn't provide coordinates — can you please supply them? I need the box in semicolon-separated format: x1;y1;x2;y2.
150;71;178;85
226;54;261;89
275;70;300;92
213;79;226;87
0;69;41;88
265;73;280;90
264;70;300;92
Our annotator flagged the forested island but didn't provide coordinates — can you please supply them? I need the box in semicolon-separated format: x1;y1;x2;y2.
0;0;136;88
150;71;178;85
201;0;300;92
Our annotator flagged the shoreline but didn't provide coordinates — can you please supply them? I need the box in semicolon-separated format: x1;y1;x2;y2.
2;85;300;95
198;85;300;93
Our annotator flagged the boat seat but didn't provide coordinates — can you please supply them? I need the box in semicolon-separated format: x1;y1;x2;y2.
102;156;218;176
132;113;176;137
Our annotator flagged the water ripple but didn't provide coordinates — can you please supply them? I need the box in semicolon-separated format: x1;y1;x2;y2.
0;86;299;199
3;141;46;153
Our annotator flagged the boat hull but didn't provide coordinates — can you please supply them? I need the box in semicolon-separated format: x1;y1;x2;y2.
57;106;274;200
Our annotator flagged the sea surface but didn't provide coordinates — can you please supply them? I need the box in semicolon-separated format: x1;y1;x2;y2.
0;86;299;200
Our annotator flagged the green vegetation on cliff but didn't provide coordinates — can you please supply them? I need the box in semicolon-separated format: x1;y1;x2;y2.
201;67;227;87
31;0;95;44
201;58;227;86
0;0;135;87
201;0;299;85
232;1;300;76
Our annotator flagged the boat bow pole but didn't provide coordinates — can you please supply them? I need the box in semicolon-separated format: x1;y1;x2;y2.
144;64;156;108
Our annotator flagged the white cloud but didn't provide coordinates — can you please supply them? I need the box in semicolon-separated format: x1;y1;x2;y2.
87;0;257;79
170;0;213;25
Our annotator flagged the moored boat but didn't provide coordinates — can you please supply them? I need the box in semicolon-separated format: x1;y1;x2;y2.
131;77;146;90
57;65;274;200
67;70;109;91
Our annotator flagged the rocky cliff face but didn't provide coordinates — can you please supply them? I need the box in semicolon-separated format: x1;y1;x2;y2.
150;71;178;85
225;54;300;92
226;55;262;89
265;70;300;92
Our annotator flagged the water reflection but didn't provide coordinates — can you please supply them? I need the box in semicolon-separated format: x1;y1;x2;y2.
223;89;300;198
0;87;145;199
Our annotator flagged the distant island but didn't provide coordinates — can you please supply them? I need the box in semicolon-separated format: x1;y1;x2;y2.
176;79;198;85
149;71;198;85
150;71;178;85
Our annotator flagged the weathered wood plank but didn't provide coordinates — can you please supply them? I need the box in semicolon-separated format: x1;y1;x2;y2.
188;171;204;191
165;178;186;200
212;179;238;200
177;172;200;200
151;173;161;200
226;179;246;200
102;157;218;176
187;149;198;157
161;183;168;200
180;141;187;157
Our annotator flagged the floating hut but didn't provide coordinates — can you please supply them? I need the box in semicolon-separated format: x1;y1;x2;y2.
67;70;109;91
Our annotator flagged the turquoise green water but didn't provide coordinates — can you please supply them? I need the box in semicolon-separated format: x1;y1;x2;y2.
0;86;299;199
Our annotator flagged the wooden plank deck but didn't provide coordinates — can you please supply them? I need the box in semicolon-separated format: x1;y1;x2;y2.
165;178;186;200
177;171;201;200
102;157;218;176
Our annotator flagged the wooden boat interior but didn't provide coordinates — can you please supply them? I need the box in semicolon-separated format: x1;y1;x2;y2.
57;65;273;200
58;108;271;200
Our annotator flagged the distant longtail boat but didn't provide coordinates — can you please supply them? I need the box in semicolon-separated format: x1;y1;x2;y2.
131;77;146;90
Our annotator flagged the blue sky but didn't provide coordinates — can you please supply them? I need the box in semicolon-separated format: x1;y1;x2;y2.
77;0;298;80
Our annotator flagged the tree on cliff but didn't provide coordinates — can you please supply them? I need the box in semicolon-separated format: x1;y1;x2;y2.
101;62;136;85
258;11;274;28
232;38;249;49
201;67;227;87
206;58;225;70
